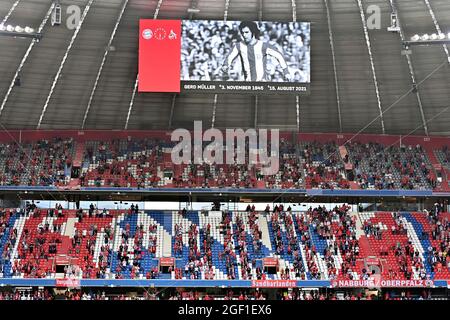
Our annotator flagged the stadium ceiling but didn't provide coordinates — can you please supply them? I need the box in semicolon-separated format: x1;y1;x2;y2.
0;0;448;135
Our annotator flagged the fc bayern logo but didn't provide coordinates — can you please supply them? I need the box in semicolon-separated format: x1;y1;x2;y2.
142;29;153;40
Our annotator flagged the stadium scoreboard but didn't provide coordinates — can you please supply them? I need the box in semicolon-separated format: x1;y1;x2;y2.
139;19;310;95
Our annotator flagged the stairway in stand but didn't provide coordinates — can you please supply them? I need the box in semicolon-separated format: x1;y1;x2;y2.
359;235;375;257
58;237;72;255
423;145;450;191
73;141;85;168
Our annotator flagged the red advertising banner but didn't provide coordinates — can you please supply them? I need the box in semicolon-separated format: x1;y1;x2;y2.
263;257;278;267
160;257;175;266
365;257;380;265
251;280;296;288
56;279;80;288
139;19;181;93
57;185;80;191
331;279;434;288
55;256;70;265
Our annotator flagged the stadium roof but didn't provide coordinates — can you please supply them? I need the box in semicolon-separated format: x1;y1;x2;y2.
0;0;449;135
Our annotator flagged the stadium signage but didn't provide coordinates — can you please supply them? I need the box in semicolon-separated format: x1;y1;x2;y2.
139;19;311;94
181;82;310;94
251;280;297;288
160;257;175;266
138;20;181;92
262;257;278;267
331;279;434;288
56;279;80;288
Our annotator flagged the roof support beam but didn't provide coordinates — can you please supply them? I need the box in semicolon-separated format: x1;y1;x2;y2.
1;0;21;25
211;94;218;128
356;0;385;134
390;0;428;135
291;0;299;132
0;3;55;119
254;0;263;129
254;95;258;129
124;0;164;130
81;0;129;129
211;0;231;129
422;0;450;64
153;0;163;20
37;0;96;129
188;0;198;20
172;0;198;129
259;0;263;21
124;77;138;130
291;0;297;22
211;96;217;128
223;0;230;23
324;0;342;133
168;94;177;129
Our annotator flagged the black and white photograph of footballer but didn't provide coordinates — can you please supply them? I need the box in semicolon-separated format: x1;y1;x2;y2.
181;20;310;83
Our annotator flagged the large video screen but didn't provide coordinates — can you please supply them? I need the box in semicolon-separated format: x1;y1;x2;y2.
139;20;310;94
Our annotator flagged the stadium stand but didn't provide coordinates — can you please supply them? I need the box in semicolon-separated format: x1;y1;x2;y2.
0;132;447;191
1;204;448;282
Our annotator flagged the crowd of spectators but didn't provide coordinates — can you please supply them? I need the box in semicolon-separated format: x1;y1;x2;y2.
0;287;444;300
184;223;202;279
200;221;216;280
115;220;150;279
0;208;14;274
301;142;349;189
237;207;264;265
220;211;237;280
0;138;74;186
440;145;450;165
349;142;436;190
81;139;168;188
234;214;255;280
0;136;445;192
424;206;450;273
0;289;53;300
362;211;429;280
0;202;448;282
